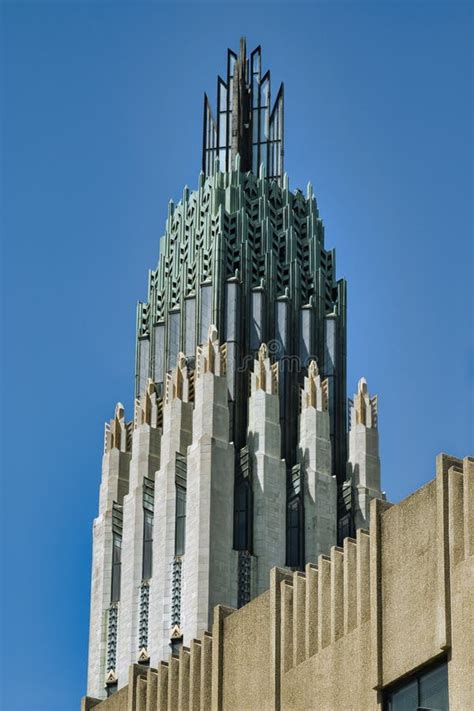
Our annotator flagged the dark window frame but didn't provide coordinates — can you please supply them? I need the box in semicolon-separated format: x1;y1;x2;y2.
142;508;153;580
110;534;122;603
175;484;186;556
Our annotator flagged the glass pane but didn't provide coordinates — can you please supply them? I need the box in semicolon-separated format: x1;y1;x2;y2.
184;298;196;357
252;75;259;102
144;511;153;541
199;284;212;344
219;148;227;170
143;539;152;580
154;324;165;383
300;308;311;366
219;83;227;111
176;487;186;516
219;112;227;148
275;301;287;359
252;50;261;76
419;663;448;710
252;111;259;144
225;283;238;342
261;78;269;107
229;53;236;78
250;291;263;350
168;311;180;370
175;486;186;556
260;108;268;141
112;536;122;563
138;338;150;394
175;518;185;556
387;679;418;711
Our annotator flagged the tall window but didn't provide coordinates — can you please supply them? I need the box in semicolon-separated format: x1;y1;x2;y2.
175;485;186;556
110;534;122;603
286;497;303;568
234;477;251;551
384;659;448;711
142;509;153;580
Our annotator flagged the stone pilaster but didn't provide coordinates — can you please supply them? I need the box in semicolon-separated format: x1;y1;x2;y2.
248;344;286;595
348;378;383;530
182;326;236;644
298;361;337;562
117;381;162;685
87;404;132;699
149;356;193;664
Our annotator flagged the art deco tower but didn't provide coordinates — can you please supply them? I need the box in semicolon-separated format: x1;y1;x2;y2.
87;39;384;699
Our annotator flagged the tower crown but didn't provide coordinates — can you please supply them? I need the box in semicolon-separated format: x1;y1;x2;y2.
202;37;284;181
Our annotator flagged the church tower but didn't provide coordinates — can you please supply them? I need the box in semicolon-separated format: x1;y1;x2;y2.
87;39;385;699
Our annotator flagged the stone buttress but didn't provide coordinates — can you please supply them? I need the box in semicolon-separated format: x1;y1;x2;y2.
149;357;193;663
116;381;162;682
87;404;132;698
347;378;383;530
181;327;236;643
247;343;286;595
298;360;337;562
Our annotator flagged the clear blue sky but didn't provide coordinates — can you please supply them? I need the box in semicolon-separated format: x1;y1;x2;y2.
1;1;472;709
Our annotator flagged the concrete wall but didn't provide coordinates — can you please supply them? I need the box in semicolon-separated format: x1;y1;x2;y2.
83;453;473;710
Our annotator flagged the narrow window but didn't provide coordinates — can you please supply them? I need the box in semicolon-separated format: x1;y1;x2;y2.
142;509;153;580
175;485;186;556
110;534;122;603
286;497;302;568
234;478;250;550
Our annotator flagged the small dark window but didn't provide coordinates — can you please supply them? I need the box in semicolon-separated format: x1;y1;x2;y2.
170;637;183;657
338;514;354;545
384;659;448;711
286;497;303;568
175;485;186;556
110;534;122;603
142;509;153;580
234;478;251;551
106;681;118;697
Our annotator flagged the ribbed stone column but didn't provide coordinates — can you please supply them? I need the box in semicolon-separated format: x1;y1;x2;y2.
116;381;161;686
182;326;235;644
348;378;383;529
248;343;286;595
298;361;337;562
87;404;132;699
149;356;193;664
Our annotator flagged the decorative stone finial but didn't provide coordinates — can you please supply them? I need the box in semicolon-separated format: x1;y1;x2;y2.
134;378;159;429
351;377;378;429
138;648;150;663
195;325;226;379
308;360;319;379
251;342;278;395
170;623;182;640
104;402;132;453
301;359;328;411
208;323;218;343
165;353;190;405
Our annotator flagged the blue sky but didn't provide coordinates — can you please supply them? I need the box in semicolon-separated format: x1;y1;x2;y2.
1;1;472;709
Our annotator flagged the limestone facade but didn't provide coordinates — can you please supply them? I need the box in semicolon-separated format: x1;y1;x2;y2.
87;325;381;698
83;454;473;711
